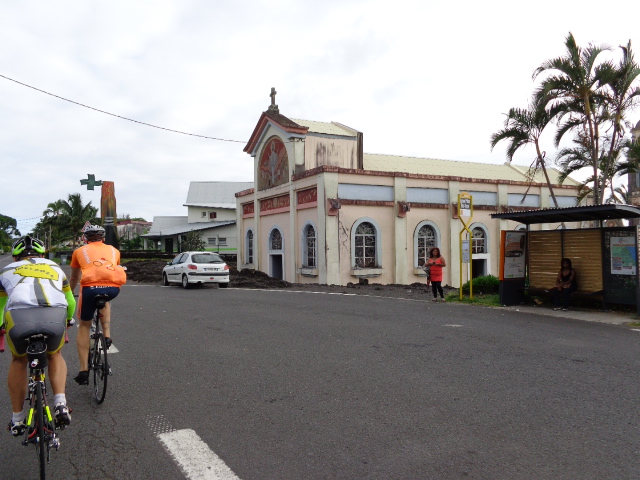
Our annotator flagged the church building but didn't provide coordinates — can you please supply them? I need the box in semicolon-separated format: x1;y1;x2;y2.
235;90;581;287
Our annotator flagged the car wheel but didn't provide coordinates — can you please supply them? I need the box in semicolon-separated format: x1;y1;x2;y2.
182;275;190;289
219;283;228;288
162;273;169;286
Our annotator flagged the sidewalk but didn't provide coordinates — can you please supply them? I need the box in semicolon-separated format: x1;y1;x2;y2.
498;303;638;326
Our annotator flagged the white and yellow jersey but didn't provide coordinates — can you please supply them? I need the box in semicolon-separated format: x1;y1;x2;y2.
0;258;72;311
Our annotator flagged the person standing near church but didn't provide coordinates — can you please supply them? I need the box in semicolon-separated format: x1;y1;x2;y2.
427;247;446;302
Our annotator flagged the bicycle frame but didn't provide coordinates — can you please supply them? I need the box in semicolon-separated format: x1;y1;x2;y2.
88;295;110;404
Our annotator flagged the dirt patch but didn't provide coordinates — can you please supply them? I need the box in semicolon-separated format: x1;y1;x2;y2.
122;259;454;300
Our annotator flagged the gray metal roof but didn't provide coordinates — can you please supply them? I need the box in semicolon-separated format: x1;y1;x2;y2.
142;221;235;237
146;216;188;235
183;181;253;208
491;204;640;225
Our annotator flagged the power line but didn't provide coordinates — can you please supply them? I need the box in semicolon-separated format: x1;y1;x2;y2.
0;74;245;143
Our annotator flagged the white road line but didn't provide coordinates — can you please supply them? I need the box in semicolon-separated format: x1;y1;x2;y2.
158;429;240;480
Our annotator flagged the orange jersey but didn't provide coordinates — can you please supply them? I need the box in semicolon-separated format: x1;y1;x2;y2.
70;242;127;287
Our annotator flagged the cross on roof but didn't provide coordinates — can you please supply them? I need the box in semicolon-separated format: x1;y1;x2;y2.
267;87;279;114
80;174;103;190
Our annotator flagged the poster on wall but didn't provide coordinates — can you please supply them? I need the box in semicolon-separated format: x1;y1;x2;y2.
610;236;637;276
501;231;526;279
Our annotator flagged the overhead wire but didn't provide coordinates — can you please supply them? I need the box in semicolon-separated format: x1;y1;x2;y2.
0;74;246;143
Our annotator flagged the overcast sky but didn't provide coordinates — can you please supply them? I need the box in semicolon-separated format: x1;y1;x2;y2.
2;1;639;235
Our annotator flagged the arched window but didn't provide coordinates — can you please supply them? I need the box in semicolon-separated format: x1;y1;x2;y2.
354;222;376;268
472;227;486;254
416;223;437;267
245;229;254;264
270;228;283;251
302;223;316;267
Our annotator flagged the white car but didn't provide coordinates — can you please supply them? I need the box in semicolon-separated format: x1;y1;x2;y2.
162;251;230;288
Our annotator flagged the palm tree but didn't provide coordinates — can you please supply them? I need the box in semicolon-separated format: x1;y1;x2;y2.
599;41;640;200
534;32;610;204
490;98;560;207
58;194;98;247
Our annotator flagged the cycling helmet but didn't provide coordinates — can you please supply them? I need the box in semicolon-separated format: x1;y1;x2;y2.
12;235;46;258
83;224;105;241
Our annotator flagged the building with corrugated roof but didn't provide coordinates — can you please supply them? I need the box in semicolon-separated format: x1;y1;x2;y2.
144;181;252;253
236;92;582;287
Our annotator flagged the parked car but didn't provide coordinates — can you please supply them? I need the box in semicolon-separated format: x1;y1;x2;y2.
162;251;230;288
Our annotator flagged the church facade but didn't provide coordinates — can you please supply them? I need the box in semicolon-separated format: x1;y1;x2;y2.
235;92;581;287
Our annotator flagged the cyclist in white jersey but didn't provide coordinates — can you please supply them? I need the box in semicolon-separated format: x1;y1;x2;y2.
0;236;76;435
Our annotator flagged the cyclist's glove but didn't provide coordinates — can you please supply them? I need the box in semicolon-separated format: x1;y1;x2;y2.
66;318;76;328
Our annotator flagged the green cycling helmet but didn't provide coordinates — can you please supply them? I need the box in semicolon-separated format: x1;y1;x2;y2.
12;235;46;258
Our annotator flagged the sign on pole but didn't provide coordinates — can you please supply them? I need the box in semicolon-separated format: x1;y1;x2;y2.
458;193;474;299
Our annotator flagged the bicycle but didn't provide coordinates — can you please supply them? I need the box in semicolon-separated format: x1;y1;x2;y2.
0;331;65;480
89;294;111;404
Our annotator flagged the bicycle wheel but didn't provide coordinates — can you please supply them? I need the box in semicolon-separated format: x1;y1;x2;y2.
92;332;108;404
35;382;47;480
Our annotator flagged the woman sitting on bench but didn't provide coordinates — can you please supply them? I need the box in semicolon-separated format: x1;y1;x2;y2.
552;258;577;311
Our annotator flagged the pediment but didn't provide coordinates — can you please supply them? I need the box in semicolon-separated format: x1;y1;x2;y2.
244;111;308;156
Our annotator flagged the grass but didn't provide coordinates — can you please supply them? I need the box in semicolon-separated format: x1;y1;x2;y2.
445;293;501;307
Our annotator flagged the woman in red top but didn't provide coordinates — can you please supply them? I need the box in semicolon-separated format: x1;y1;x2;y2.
427;247;447;302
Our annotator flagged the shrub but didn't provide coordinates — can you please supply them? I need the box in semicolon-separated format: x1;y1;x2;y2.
461;275;499;294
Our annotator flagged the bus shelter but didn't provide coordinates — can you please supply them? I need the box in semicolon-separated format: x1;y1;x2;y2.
491;204;640;315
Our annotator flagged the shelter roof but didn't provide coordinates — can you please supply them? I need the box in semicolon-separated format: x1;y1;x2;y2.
491;204;640;225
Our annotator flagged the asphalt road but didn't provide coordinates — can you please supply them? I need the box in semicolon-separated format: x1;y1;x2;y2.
1;278;640;479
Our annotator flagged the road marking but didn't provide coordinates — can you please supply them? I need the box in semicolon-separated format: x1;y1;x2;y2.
444;324;464;327
146;415;240;480
158;429;240;480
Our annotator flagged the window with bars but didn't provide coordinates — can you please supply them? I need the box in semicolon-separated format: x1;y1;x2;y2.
246;230;254;264
354;222;376;268
417;224;436;267
472;227;486;254
208;238;216;246
270;229;282;250
304;224;316;267
218;238;227;246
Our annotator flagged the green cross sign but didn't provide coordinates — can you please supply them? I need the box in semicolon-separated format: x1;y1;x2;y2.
80;174;103;191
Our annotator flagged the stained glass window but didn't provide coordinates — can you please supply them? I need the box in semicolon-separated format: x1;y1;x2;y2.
246;230;253;263
270;229;282;250
354;222;376;268
417;224;436;266
472;227;486;254
305;225;316;267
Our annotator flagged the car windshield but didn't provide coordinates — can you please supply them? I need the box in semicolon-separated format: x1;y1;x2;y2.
191;253;223;264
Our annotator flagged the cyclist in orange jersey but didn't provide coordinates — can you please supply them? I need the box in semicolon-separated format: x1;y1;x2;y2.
69;225;126;385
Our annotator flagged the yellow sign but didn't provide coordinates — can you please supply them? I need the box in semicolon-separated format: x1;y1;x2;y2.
458;193;473;300
14;264;60;281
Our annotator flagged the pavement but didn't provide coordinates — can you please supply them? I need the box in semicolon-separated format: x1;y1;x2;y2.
498;303;639;326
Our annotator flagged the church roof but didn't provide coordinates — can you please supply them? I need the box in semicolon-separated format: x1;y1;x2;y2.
184;181;253;208
291;119;358;137
363;153;579;185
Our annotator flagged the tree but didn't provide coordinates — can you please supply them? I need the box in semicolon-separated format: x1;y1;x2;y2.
0;214;20;247
59;193;99;247
534;32;610;204
181;231;206;252
490;98;560;207
599;41;640;201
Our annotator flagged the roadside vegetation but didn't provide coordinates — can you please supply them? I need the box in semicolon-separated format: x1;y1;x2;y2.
491;32;640;205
